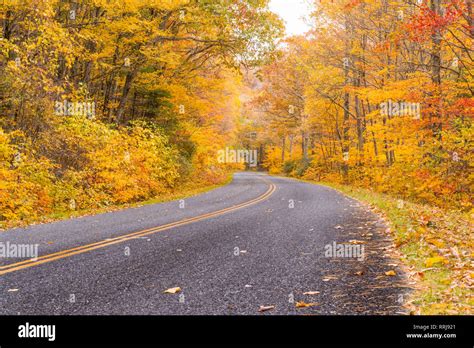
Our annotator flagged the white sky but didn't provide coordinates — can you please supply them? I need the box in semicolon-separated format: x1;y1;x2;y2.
269;0;313;37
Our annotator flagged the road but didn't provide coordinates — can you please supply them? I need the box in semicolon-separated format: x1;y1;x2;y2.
0;172;408;315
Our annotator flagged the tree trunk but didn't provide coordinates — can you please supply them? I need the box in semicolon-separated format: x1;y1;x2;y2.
301;131;308;160
342;15;351;181
467;0;473;38
430;0;443;138
289;135;294;159
115;70;136;125
281;136;286;163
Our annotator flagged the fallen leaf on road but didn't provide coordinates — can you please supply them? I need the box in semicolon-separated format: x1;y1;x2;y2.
258;305;275;312
347;239;366;245
296;301;317;308
163;287;181;294
355;271;364;276
303;291;320;295
322;275;338;281
385;270;396;276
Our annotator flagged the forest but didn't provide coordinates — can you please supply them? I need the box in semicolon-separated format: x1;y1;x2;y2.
251;0;472;212
0;0;282;226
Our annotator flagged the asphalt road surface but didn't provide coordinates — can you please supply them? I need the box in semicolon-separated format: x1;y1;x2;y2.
0;172;408;315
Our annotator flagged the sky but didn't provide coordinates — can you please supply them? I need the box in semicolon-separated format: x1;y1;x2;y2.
269;0;313;37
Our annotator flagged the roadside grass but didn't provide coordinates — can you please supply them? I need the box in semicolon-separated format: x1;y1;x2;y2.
316;181;473;315
1;173;233;231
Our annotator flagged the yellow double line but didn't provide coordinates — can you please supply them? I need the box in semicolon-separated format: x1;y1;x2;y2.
0;180;276;276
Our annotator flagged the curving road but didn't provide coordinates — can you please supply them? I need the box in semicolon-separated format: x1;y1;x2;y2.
0;172;408;315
